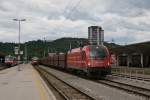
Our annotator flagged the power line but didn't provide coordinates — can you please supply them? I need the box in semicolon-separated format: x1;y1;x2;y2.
51;0;83;34
64;0;83;40
46;0;84;49
62;0;74;16
62;0;83;19
65;0;83;19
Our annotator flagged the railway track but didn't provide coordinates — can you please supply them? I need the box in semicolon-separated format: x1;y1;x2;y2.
111;73;150;82
0;67;7;71
35;66;97;100
0;67;4;70
96;79;150;99
35;65;150;99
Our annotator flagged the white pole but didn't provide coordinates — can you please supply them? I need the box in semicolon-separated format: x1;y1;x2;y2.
25;43;27;63
13;19;26;71
18;20;21;71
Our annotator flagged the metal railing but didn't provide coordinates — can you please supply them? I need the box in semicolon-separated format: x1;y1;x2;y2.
111;66;150;81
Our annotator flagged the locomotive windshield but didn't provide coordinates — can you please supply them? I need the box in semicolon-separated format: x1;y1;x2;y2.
5;56;14;61
90;46;106;59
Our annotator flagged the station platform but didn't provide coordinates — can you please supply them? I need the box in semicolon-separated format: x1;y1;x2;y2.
0;64;57;100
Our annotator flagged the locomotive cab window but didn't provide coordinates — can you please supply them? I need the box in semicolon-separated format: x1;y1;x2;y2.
90;46;106;59
96;48;106;58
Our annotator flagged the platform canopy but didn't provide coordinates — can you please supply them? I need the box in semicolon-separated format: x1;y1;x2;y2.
110;41;150;55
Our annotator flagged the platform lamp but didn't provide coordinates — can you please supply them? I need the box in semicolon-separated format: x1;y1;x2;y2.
13;18;26;71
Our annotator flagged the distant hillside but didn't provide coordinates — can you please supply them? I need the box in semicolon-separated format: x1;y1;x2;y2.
0;37;119;59
0;42;16;55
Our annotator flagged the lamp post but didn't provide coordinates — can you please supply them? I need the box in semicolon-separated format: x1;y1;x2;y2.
43;37;46;57
13;18;26;71
24;43;27;63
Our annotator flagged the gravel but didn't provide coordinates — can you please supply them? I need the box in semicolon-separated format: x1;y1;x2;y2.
39;65;149;100
108;75;150;90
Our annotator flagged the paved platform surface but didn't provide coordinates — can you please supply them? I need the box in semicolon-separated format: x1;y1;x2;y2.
0;64;57;100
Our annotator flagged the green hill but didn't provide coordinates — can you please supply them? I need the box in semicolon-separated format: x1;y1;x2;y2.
0;37;119;60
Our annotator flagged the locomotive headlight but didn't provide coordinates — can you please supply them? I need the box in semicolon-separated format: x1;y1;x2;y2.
88;62;91;66
108;62;110;66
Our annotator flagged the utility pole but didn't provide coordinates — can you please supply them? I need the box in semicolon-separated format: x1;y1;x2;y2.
43;37;46;57
25;43;27;63
69;41;72;50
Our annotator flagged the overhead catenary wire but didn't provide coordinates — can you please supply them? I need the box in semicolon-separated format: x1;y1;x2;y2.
60;0;83;40
48;0;84;52
62;0;74;16
51;0;83;35
65;0;83;19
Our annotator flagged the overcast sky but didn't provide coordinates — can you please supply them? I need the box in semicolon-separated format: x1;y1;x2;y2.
0;0;150;44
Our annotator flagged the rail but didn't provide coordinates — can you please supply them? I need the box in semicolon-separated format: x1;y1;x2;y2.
95;79;150;99
111;73;150;82
0;66;7;71
111;67;150;82
35;66;97;100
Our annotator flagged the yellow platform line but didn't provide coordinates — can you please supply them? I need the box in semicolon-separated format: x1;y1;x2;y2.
32;68;47;100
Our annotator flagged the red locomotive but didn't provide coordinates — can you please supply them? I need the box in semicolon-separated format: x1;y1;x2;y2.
39;45;111;78
67;45;111;77
4;55;17;67
31;57;39;65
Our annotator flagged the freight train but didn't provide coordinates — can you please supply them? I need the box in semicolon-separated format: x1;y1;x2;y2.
39;45;111;78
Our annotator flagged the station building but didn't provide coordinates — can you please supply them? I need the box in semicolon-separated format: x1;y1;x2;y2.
110;41;150;68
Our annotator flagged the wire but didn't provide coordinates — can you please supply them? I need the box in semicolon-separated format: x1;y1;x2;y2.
49;0;83;42
65;0;83;19
62;0;74;16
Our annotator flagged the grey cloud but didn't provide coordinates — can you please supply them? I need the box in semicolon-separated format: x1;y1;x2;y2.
0;0;150;44
66;9;101;22
103;0;150;17
118;20;150;32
